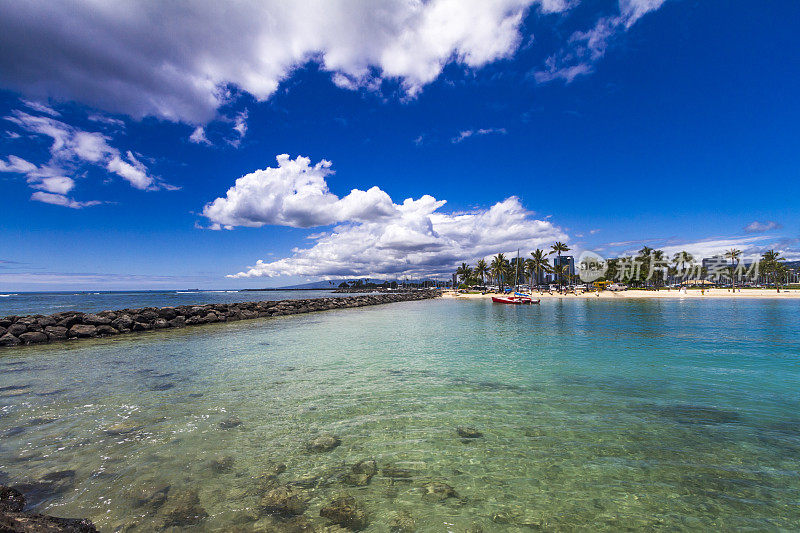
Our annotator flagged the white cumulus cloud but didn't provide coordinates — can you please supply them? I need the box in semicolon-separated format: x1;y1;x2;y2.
202;155;567;278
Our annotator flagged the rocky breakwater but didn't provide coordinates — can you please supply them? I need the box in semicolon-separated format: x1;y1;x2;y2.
0;291;440;349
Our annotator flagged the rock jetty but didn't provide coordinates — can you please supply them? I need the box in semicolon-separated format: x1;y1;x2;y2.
0;291;440;349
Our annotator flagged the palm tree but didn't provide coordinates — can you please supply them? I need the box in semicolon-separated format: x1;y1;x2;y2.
456;262;472;286
527;249;552;291
672;251;693;285
474;259;489;286
725;248;742;289
490;253;508;291
550;242;570;292
636;246;654;287
761;249;783;292
651;249;666;289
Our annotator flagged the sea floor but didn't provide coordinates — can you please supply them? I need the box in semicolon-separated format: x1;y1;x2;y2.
1;298;799;531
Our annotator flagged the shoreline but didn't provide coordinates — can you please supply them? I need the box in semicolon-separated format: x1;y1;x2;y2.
0;291;440;349
443;288;800;300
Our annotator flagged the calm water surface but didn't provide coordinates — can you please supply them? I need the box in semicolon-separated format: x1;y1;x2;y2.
1;298;799;531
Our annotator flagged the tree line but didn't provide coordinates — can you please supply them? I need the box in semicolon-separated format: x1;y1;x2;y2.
456;244;792;291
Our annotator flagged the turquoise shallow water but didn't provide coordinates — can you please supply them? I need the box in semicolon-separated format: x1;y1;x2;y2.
1;297;799;531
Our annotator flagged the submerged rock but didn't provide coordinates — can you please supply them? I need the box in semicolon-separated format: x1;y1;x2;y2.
389;510;416;532
381;465;414;479
343;459;378;486
104;421;143;436
219;415;242;429
258;461;287;481
421;481;457;502
130;482;170;510
260;485;308;516
159;488;207;527
456;427;483;439
319;496;369;530
307;433;341;452
210;455;235;474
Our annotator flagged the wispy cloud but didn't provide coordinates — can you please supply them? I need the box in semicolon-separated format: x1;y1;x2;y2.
451;127;507;143
743;220;781;233
189;126;211;145
1;108;173;207
21;99;60;117
534;0;666;84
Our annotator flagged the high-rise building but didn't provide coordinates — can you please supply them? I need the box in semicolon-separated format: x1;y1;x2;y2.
553;255;575;278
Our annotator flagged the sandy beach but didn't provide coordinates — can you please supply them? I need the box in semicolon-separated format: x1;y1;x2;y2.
443;288;800;300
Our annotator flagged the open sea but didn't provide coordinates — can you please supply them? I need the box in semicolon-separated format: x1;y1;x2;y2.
0;289;348;317
1;296;799;531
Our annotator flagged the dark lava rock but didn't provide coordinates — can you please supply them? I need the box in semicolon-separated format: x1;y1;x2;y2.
219;415;242;429
421;481;457;502
19;332;48;345
319;496;369;530
456;427;483;439
68;324;97;338
111;315;134;331
307;433;341;452
0;333;20;347
56;315;81;329
1;484;97;532
82;314;111;326
0;486;25;512
95;325;119;336
260;485;308;516
7;323;28;337
45;326;69;340
159;488;207;527
168;316;186;328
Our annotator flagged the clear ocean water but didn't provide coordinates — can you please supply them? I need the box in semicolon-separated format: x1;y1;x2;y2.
1;297;799;531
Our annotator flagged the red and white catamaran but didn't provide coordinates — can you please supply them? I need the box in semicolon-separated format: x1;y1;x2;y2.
491;249;540;305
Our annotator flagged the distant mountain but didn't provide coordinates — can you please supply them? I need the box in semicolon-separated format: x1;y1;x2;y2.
274;278;390;290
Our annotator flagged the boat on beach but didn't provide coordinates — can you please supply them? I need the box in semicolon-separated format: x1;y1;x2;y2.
492;249;540;304
492;293;540;304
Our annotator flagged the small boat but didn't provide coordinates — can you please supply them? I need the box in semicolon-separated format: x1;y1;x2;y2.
492;295;540;305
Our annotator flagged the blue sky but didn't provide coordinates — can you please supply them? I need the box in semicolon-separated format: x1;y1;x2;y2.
1;0;798;290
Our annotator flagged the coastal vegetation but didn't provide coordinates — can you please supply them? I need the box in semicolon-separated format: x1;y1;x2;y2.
455;243;796;291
